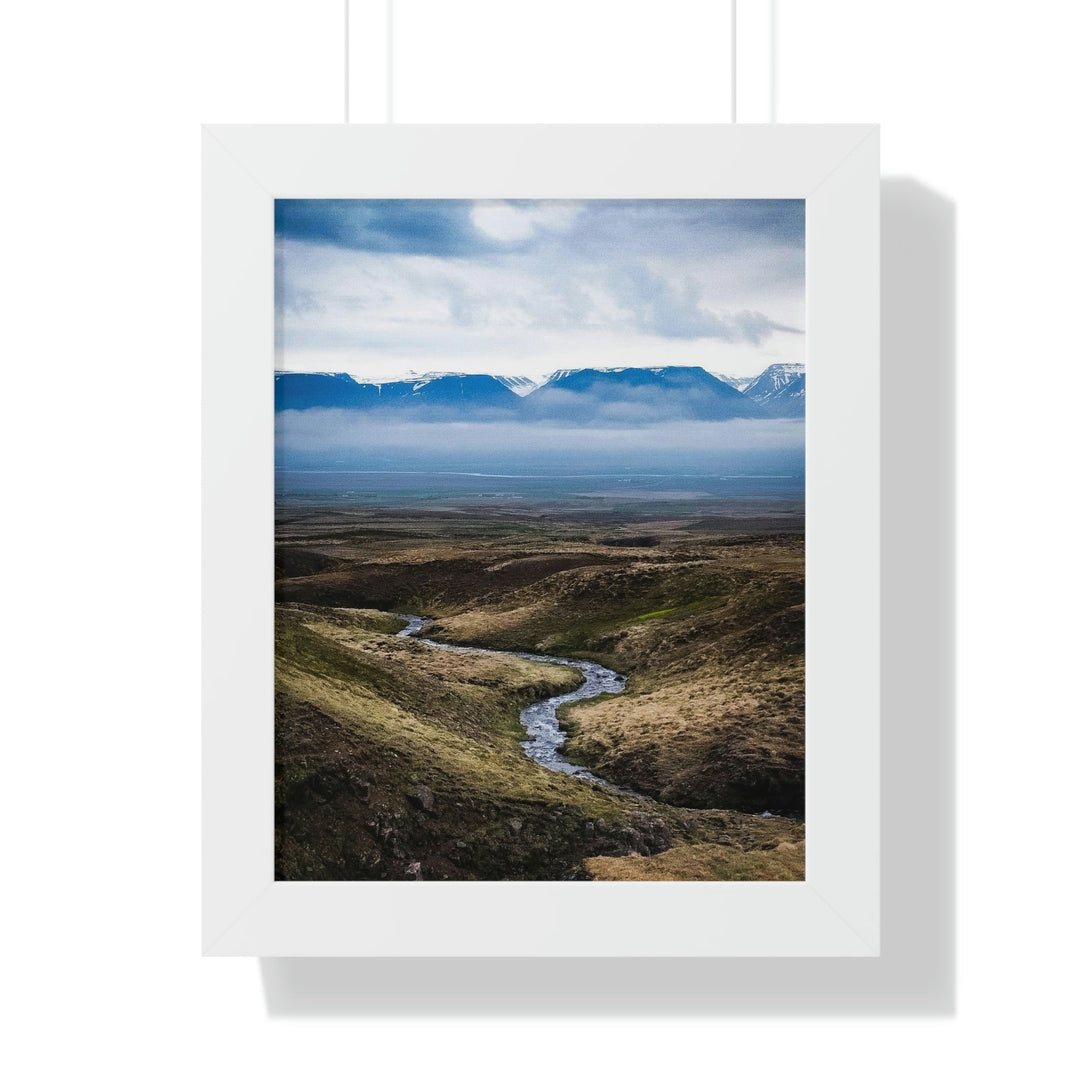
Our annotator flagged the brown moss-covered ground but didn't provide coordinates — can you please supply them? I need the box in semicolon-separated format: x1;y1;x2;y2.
275;508;805;880
586;840;805;882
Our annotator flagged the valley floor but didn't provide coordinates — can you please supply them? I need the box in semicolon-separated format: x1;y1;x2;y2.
275;506;805;881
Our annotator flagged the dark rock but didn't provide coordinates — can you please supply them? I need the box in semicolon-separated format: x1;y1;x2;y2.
629;813;673;854
408;784;435;812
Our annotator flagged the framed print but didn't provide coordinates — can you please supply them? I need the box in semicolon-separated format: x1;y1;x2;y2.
203;124;879;956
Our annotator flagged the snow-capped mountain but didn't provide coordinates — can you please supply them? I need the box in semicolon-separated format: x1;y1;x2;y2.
524;366;766;421
395;373;520;407
274;364;805;421
493;375;538;396
742;363;806;417
711;372;756;393
274;371;381;411
274;371;519;412
744;362;805;396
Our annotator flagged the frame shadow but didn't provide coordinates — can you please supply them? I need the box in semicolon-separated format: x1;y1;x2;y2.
258;178;955;1015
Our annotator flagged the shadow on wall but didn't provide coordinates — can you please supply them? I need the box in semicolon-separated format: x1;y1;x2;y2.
257;179;956;1017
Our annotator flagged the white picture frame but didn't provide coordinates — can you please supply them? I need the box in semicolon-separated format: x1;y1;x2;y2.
203;123;879;957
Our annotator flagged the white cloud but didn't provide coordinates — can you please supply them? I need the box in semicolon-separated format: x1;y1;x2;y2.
471;202;534;241
470;200;583;242
276;201;804;381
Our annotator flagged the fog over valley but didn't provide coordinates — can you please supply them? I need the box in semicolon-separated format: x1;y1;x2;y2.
275;412;805;484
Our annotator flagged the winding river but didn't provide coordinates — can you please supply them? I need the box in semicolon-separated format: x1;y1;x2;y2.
395;613;626;786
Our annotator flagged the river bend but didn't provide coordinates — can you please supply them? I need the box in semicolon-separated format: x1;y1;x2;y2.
395;613;625;786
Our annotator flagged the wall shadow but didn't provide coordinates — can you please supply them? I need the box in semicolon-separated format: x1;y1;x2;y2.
259;178;955;1016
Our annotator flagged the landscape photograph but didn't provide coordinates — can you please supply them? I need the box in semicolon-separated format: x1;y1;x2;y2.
274;198;806;881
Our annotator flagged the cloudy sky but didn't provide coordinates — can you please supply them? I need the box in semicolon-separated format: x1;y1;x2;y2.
275;199;804;383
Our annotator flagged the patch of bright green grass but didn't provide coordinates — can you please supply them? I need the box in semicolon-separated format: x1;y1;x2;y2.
636;607;677;621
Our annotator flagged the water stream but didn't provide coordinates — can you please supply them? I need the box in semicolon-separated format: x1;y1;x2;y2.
394;613;626;786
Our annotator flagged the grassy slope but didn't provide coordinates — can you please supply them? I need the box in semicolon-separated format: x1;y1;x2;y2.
275;601;802;881
278;521;804;814
425;544;805;814
585;840;805;882
274;513;805;879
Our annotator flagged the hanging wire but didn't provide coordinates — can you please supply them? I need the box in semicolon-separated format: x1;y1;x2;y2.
731;0;737;122
770;0;777;122
387;0;394;123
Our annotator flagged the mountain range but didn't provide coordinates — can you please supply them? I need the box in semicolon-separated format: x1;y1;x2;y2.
274;364;805;421
739;363;806;418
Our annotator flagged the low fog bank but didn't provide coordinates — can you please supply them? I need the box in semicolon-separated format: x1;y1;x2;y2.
275;410;805;474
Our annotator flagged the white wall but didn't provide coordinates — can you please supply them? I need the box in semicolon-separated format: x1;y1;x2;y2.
5;1;1075;1076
